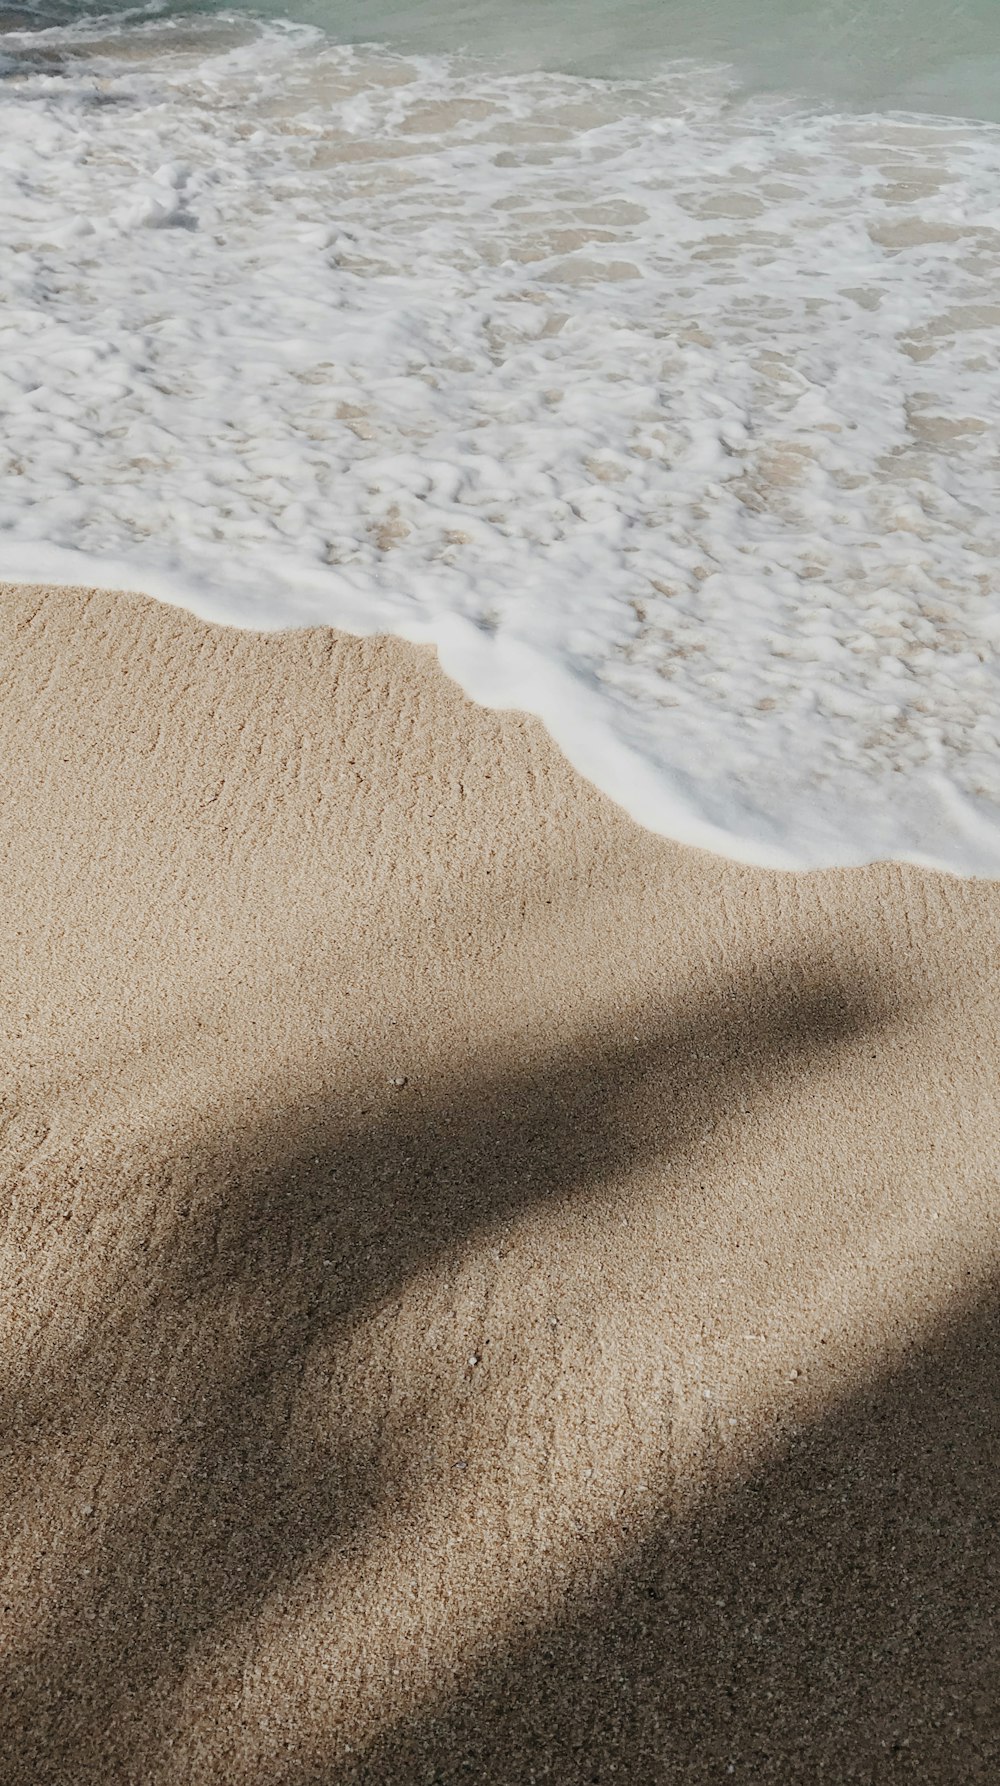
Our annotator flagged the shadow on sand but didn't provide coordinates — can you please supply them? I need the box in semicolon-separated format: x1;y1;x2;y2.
345;1281;1000;1785
2;961;994;1781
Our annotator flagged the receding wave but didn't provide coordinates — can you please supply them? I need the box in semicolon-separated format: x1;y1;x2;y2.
2;15;999;868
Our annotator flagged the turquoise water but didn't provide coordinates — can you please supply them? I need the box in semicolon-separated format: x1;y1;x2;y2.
64;0;1000;118
23;0;1000;116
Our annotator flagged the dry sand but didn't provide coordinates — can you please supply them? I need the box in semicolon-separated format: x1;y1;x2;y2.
0;581;998;1784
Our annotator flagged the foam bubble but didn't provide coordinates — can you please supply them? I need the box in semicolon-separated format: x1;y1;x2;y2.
1;16;999;869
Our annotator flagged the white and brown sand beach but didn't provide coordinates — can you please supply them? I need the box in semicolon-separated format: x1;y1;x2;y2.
1;582;998;1782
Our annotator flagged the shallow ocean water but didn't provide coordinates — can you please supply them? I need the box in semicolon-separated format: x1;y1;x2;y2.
29;0;1000;116
1;1;999;868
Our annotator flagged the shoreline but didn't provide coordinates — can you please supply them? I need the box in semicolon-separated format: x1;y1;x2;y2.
6;12;1000;886
2;580;999;1780
5;553;999;880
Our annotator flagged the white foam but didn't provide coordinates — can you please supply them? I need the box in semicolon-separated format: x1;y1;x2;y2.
2;16;1000;869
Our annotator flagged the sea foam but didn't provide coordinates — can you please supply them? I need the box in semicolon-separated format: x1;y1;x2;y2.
2;16;999;869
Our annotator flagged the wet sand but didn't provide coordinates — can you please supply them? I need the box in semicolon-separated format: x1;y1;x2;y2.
1;582;998;1783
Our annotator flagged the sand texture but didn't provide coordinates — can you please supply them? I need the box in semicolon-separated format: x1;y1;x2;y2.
1;582;999;1784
